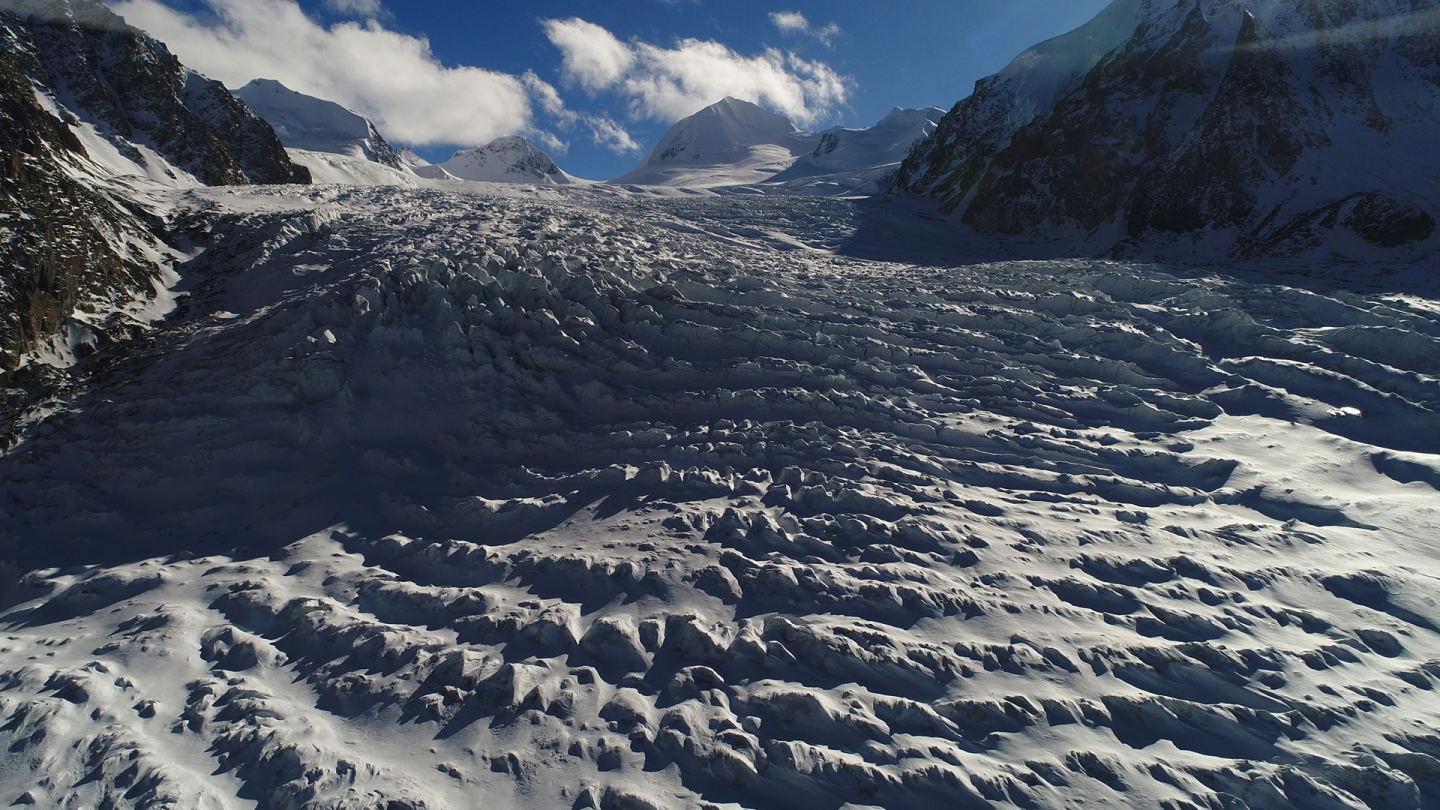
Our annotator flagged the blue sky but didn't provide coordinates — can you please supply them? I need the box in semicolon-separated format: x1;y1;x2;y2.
109;0;1113;180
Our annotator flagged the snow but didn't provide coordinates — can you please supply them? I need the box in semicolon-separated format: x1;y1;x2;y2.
286;148;422;187
1;180;1439;810
30;84;203;188
613;97;808;187
986;0;1143;137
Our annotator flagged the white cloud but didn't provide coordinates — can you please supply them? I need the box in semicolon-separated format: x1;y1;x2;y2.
108;0;532;147
584;116;640;154
542;18;851;127
768;11;841;47
322;0;383;18
769;11;808;35
543;18;634;94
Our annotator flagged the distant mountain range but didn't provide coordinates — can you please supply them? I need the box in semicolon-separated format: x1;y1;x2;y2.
892;0;1440;259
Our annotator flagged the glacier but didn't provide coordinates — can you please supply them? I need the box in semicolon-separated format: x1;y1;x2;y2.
0;181;1437;809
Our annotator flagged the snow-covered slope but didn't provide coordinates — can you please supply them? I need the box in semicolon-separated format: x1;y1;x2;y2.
285;148;423;186
893;0;1440;260
2;182;1440;810
232;79;403;168
767;106;945;195
438;136;578;185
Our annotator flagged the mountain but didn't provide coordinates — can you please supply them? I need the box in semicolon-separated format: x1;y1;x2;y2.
613;97;945;193
0;0;307;187
612;97;810;187
232;79;402;168
892;0;1440;259
0;25;162;372
0;0;306;369
436;135;577;184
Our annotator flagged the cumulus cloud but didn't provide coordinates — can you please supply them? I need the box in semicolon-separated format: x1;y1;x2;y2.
108;0;532;147
542;18;851;127
583;116;641;154
543;18;635;94
768;11;841;47
322;0;384;18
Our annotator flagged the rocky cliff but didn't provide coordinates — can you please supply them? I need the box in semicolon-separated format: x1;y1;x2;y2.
0;39;159;371
892;0;1440;259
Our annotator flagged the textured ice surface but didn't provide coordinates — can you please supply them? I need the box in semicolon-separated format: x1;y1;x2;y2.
1;185;1439;810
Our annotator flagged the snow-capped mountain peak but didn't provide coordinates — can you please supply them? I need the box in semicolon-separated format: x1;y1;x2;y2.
612;97;810;186
614;97;946;193
437;135;575;185
651;96;800;163
232;79;401;169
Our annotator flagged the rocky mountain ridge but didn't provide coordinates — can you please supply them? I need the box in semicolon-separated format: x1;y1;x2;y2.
0;32;161;373
892;0;1440;259
0;0;307;371
0;0;308;186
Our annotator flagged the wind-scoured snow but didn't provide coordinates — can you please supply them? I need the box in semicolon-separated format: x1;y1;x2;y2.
1;182;1439;810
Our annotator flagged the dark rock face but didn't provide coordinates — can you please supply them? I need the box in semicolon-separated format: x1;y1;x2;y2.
0;0;309;185
0;41;159;369
893;0;1440;258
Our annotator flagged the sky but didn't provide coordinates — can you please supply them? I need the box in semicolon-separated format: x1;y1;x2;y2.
105;0;1114;180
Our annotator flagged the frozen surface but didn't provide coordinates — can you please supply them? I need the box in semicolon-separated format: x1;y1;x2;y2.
1;184;1439;810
